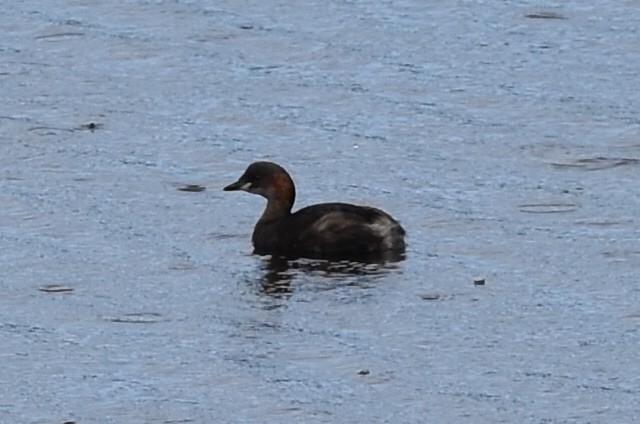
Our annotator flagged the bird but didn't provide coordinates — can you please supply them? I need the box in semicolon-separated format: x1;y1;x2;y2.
224;161;406;261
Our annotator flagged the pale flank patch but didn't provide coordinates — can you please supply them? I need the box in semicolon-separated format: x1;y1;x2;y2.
367;215;398;249
310;212;350;232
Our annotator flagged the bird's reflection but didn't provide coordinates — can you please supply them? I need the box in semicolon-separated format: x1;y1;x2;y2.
258;252;405;297
260;256;295;296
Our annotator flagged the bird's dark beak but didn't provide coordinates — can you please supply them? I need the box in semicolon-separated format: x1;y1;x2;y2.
223;178;248;191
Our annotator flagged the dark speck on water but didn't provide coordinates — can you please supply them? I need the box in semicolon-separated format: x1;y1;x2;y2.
177;184;206;192
2;0;639;423
420;293;441;301
79;122;101;131
525;12;567;20
473;277;486;286
38;284;75;293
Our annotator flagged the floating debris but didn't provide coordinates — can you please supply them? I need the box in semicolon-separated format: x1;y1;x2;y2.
473;277;486;286
420;293;456;301
38;284;74;293
78;122;103;132
525;12;567;20
177;184;206;192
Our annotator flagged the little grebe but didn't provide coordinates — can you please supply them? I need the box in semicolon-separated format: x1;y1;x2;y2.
224;161;406;261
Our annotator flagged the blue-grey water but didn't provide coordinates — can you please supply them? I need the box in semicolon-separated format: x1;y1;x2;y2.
2;1;639;423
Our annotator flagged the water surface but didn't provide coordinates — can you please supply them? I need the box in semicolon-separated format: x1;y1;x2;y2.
1;1;639;423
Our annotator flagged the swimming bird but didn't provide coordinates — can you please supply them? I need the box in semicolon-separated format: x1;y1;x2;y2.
224;161;406;261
